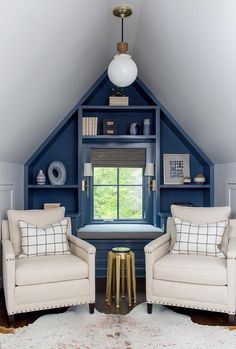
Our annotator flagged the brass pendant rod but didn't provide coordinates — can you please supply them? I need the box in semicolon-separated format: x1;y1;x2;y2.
121;16;124;42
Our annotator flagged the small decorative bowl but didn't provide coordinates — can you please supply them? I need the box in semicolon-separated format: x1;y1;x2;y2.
183;176;191;185
112;247;130;253
194;174;206;185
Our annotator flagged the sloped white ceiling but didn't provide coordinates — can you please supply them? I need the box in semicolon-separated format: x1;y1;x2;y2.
0;0;235;164
134;0;236;164
0;0;110;163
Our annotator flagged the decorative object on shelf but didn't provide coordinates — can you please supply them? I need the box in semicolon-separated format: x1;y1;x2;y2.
143;119;151;135
36;170;46;185
103;119;117;135
48;161;66;185
107;5;138;87
129;123;141;135
112;247;131;253
44;203;61;209
183;176;191;185
144;162;156;192
194;174;206;185
163;154;190;185
82;163;93;196
82;117;98;136
109;88;129;106
172;202;193;207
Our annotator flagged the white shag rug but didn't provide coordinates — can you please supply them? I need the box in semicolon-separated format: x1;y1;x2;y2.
0;303;235;349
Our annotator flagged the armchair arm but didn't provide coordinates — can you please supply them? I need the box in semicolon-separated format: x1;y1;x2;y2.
144;232;171;254
68;235;96;257
227;238;236;313
145;233;170;303
227;237;236;259
68;235;96;303
2;239;15;261
2;239;15;314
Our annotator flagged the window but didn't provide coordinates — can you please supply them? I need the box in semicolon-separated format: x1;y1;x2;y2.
93;167;143;220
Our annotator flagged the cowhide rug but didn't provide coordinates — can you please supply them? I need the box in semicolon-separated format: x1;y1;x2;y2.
0;303;236;349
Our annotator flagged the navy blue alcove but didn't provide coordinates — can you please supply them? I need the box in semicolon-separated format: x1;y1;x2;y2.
24;72;213;277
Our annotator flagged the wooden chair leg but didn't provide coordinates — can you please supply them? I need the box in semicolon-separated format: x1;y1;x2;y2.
229;314;235;325
8;314;15;325
147;303;153;314
89;303;95;314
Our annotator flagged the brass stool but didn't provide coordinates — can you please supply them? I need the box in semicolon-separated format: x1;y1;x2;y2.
106;247;136;308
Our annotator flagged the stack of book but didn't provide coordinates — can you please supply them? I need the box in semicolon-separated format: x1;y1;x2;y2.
44;203;61;209
82;117;98;136
109;96;129;106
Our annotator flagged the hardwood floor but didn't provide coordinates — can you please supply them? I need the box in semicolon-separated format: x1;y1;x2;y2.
0;278;234;329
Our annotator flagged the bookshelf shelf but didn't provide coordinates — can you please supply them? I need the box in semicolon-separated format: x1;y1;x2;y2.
82;135;156;143
27;185;79;189
160;185;210;189
81;105;157;110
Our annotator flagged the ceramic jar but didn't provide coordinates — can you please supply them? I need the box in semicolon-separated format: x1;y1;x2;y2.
194;174;206;185
143;119;151;135
183;176;191;185
36;170;46;185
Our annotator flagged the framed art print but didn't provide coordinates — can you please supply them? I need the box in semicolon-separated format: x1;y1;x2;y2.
163;154;190;184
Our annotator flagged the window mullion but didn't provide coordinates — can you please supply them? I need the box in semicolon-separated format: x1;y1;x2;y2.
117;168;119;219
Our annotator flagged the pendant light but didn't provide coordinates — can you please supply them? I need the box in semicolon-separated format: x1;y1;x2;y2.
108;5;138;88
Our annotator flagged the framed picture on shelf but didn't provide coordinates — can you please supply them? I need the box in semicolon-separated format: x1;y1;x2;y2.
163;154;190;184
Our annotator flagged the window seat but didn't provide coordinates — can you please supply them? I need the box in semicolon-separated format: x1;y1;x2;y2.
77;224;163;240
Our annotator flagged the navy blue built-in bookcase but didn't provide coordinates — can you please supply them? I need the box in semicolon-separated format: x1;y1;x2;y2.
24;72;213;230
24;72;213;276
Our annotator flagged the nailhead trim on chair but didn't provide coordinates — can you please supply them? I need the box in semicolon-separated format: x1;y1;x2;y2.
148;300;235;315
6;258;15;262
8;300;96;315
227;257;236;260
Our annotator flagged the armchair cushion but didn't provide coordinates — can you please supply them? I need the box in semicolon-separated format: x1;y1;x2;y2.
15;254;88;286
154;254;227;286
18;218;71;257
170;218;227;258
7;207;66;256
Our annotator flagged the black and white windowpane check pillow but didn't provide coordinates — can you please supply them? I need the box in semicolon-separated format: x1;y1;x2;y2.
18;218;71;257
170;217;228;258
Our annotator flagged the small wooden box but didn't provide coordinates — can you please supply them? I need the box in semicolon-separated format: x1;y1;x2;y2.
109;96;129;106
103;119;117;135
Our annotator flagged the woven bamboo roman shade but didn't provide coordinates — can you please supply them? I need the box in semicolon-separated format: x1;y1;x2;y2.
91;148;146;167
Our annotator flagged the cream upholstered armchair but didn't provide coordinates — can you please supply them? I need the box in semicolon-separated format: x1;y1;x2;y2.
145;205;236;323
2;207;96;322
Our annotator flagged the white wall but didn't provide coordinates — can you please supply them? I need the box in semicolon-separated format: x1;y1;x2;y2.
215;162;236;215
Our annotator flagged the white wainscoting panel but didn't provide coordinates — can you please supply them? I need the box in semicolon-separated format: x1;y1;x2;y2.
0;184;14;288
0;184;14;220
227;183;236;218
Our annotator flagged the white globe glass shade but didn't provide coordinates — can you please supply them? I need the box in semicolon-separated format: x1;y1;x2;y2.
108;54;138;87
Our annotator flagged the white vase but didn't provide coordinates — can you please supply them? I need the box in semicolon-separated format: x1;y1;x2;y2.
36;170;46;185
